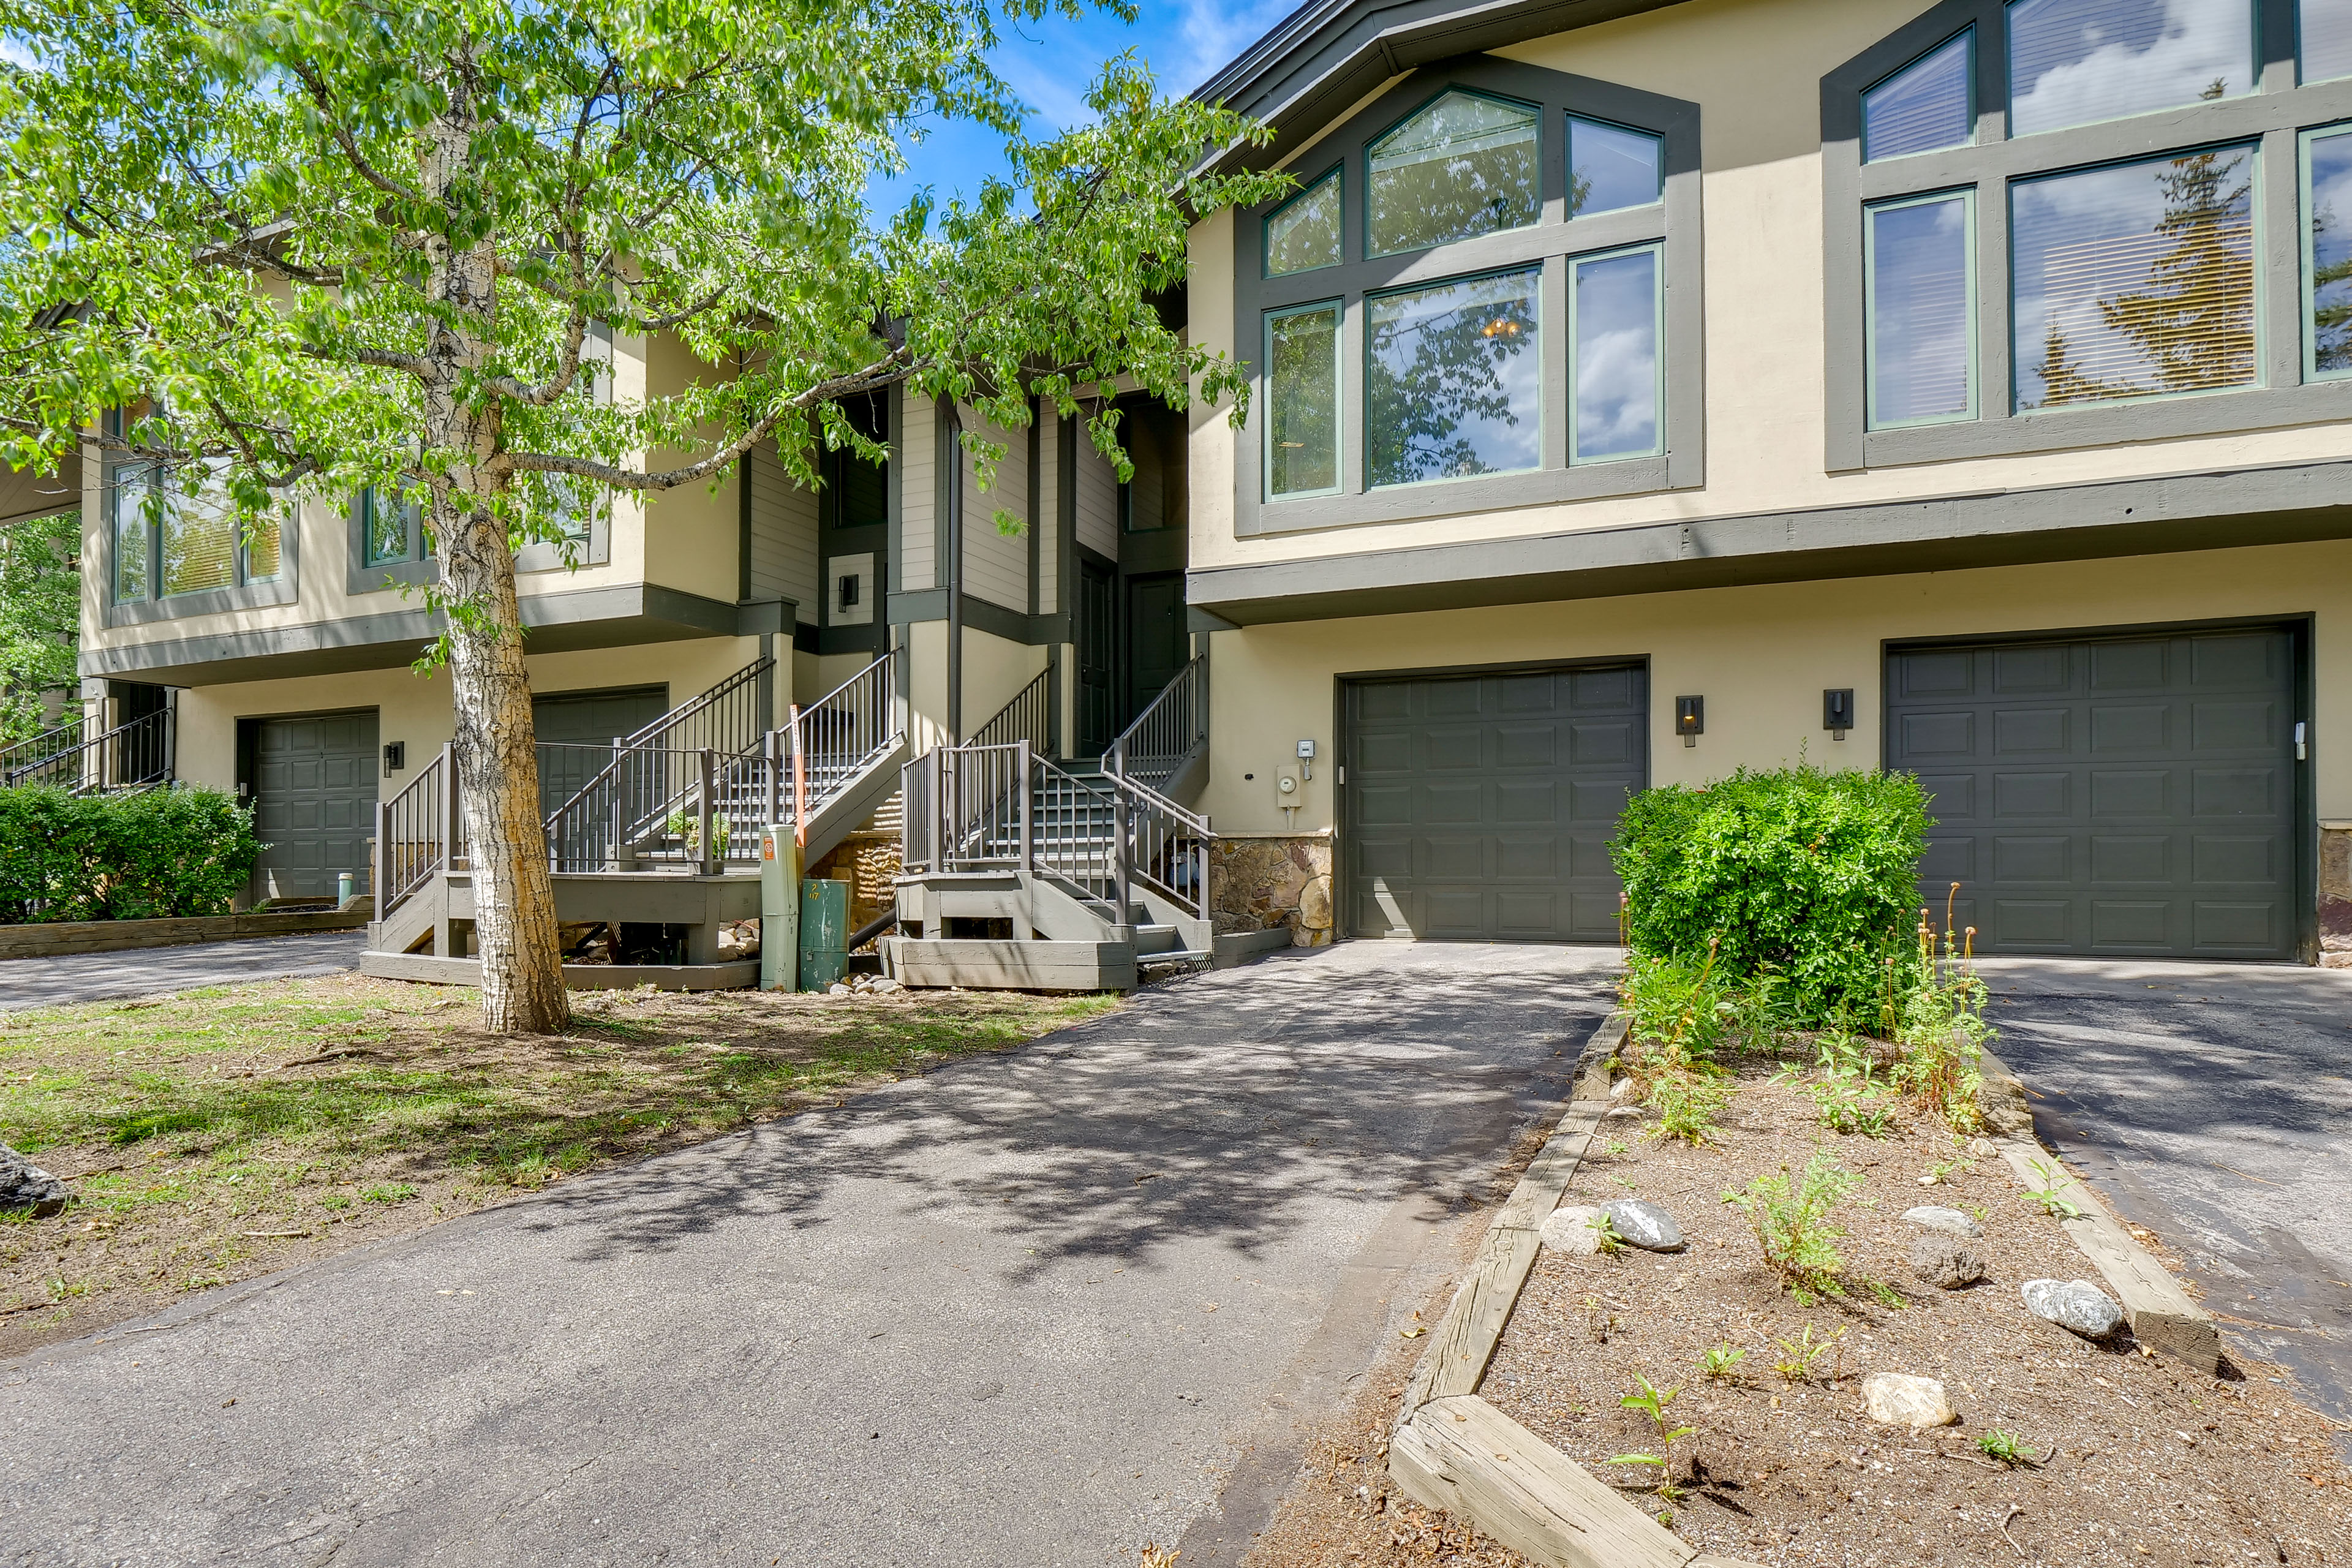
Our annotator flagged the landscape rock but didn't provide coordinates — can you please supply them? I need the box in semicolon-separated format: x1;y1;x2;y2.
827;982;853;997
1902;1204;1984;1238
1540;1205;1609;1256
1603;1104;1643;1122
1;1143;70;1218
1600;1198;1685;1252
1967;1137;1999;1159
2022;1278;2127;1338
1908;1234;1986;1289
1610;1076;1636;1101
1861;1372;1956;1428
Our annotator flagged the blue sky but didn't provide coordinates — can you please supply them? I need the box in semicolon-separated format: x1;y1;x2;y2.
876;0;1273;211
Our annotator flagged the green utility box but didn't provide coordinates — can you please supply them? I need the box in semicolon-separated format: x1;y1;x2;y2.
797;877;851;990
758;825;800;992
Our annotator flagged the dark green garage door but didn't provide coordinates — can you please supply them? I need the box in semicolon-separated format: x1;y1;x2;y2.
532;684;670;817
1345;664;1648;941
252;710;379;900
1888;627;2300;959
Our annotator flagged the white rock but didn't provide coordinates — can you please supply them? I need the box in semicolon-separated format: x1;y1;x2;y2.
1539;1205;1608;1256
1603;1104;1643;1122
827;982;852;997
1861;1372;1956;1428
2022;1278;2126;1338
1610;1077;1636;1101
1600;1198;1686;1252
869;976;905;993
1902;1204;1984;1238
1967;1137;1998;1159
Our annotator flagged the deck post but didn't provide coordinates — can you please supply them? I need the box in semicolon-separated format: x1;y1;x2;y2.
1017;740;1033;874
699;748;718;875
439;742;458;869
1110;787;1133;931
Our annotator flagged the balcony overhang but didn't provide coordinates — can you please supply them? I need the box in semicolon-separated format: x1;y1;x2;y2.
1186;459;2352;627
81;584;796;687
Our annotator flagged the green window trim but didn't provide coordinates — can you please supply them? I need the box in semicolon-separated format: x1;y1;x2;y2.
1863;188;1980;429
1263;298;1344;502
1263;165;1344;278
1568;242;1665;464
2301;122;2352;379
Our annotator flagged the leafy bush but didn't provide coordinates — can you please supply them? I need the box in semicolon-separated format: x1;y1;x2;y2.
1612;762;1932;1024
0;786;262;923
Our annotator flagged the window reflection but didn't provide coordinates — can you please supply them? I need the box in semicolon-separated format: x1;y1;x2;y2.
1366;269;1542;486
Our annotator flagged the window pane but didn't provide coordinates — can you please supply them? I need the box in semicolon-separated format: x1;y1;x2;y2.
2011;146;2257;410
111;465;149;603
1267;304;1340;497
244;511;282;582
360;488;410;566
2008;0;2254;137
1572;248;1660;462
1366;90;1540;257
1266;173;1341;275
1864;32;1973;160
2309;130;2352;372
159;478;236;596
2306;0;2352;80
1366;268;1541;486
1569;118;1662;217
1868;195;1975;425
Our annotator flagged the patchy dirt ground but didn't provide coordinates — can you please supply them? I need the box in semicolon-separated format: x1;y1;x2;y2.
1;974;1115;1357
1476;1069;2352;1567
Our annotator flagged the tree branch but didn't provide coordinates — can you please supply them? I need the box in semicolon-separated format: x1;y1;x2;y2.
285;60;428;208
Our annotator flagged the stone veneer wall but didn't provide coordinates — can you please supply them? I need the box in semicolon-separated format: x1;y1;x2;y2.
2323;824;2351;968
809;832;903;940
1208;834;1333;947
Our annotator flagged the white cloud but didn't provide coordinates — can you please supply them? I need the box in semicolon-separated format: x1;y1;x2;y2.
2010;0;2252;136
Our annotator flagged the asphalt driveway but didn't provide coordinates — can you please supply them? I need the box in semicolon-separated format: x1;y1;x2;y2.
0;941;1613;1568
0;929;365;1012
1981;958;2352;1425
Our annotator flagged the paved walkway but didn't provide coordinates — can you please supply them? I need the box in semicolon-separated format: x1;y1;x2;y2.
1981;959;2352;1424
0;942;1615;1567
0;930;365;1012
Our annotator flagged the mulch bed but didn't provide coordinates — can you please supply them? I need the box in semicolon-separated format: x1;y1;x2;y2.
1477;1066;2352;1567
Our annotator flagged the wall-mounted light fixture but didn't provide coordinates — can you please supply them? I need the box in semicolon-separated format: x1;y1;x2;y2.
1675;696;1704;747
1823;688;1854;741
382;741;405;775
837;573;860;609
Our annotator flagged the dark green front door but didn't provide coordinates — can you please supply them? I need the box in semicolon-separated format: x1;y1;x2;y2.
1074;559;1117;757
1125;571;1187;723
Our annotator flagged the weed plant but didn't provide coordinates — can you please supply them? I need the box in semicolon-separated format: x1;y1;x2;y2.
1722;1151;1862;1304
1606;1374;1695;1498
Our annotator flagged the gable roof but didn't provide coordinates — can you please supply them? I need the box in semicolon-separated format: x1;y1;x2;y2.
1193;0;1688;174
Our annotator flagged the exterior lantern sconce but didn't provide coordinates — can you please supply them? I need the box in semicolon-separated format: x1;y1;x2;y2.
1675;695;1703;747
1823;688;1854;741
382;741;406;775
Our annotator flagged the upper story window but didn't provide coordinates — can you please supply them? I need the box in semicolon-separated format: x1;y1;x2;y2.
112;460;281;604
1265;171;1342;276
1365;90;1542;257
1864;32;1975;160
1828;0;2352;468
358;486;428;567
1234;59;1703;535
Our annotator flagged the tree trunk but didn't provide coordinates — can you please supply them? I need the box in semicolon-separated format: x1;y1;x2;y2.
422;90;570;1035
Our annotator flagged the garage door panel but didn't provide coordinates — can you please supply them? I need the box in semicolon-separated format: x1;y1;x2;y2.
2089;640;2168;689
2090;835;2168;883
2090;769;2168;816
2090;704;2168;751
1994;708;2068;754
1993;772;2069;818
1994;644;2070;692
1346;664;1646;941
1889;627;2295;960
2195;902;2277;950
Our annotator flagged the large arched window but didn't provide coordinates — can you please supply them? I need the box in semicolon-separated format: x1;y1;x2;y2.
1232;56;1702;539
1824;0;2352;468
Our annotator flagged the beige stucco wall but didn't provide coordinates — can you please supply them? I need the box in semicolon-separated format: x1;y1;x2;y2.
75;326;809;668
1199;540;2350;834
1186;0;2352;573
169;635;762;795
901;619;1050;755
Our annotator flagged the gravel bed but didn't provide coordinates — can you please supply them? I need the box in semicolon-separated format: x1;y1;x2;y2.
1477;1069;2350;1567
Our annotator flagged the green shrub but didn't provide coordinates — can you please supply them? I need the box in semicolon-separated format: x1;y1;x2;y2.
0;786;262;923
1611;762;1932;1025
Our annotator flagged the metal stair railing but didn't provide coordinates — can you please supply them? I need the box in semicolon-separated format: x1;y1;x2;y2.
1106;654;1206;792
903;735;1210;925
0;717;85;782
375;744;454;920
2;709;175;794
969;666;1052;753
540;655;775;853
763;649;899;837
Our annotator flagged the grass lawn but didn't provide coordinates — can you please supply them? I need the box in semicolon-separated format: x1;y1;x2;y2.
1;974;1118;1355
